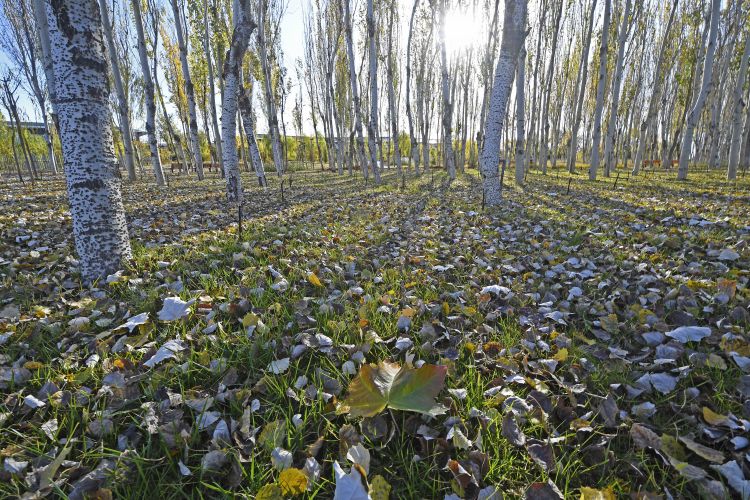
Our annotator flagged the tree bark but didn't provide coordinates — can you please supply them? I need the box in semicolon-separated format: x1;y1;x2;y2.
342;0;370;180
221;0;256;203
433;0;455;179
603;0;631;177
565;0;597;174
99;0;137;181
366;0;381;183
405;0;420;175
203;0;223;173
239;81;268;187
632;0;679;175
132;0;165;185
257;0;284;177
678;0;719;180
727;32;750;180
480;0;526;206
538;0;563;175
169;0;204;179
588;0;611;180
515;41;525;186
48;0;132;282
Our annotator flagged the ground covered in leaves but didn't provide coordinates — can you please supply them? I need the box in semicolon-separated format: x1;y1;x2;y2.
1;166;750;499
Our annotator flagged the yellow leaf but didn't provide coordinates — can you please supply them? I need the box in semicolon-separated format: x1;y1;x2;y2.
307;272;323;288
23;361;44;370
278;468;307;496
553;348;569;362
358;318;370;328
113;359;126;369
256;483;283;500
370;475;391;500
579;486;616;500
442;302;450;316
242;313;259;328
702;407;730;426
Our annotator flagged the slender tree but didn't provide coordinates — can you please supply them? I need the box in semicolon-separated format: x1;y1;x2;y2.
632;0;679;176
480;0;526;206
515;37;526;186
588;0;611;180
132;0;165;185
727;27;749;180
99;0;137;181
566;0;597;174
169;0;204;179
405;0;420;174
434;0;455;179
677;0;719;180
366;0;381;183
222;0;256;202
603;0;632;177
341;0;370;180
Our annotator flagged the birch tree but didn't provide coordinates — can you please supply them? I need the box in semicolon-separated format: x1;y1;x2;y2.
603;0;632;177
202;0;222;172
405;0;420;174
222;0;256;202
366;0;381;183
677;0;719;180
342;0;369;180
588;0;611;180
565;0;597;174
632;0;679;176
98;0;137;181
480;0;526;206
256;0;284;177
47;0;132;281
726;27;749;180
434;0;455;180
168;0;204;179
385;0;401;178
537;0;563;175
515;39;525;186
132;0;165;185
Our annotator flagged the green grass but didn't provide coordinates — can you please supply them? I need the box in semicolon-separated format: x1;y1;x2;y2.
1;165;748;498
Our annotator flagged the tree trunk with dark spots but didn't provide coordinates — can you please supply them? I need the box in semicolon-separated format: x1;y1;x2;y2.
47;0;132;282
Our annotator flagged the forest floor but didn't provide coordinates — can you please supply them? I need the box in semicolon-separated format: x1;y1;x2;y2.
1;165;749;499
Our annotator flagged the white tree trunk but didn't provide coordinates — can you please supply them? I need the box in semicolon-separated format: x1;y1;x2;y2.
169;0;204;180
48;0;132;282
727;32;750;180
603;0;631;177
366;0;381;183
480;0;526;206
257;0;284;177
98;0;137;182
588;0;611;180
222;0;256;203
633;0;679;175
405;0;420;175
132;0;165;185
342;0;370;180
31;0;60;175
565;0;597;174
436;0;455;179
203;0;223;173
239;81;268;187
537;0;562;175
515;41;526;186
678;0;720;181
385;1;401;178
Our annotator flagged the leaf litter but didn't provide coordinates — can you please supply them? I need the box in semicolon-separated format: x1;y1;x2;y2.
0;170;749;498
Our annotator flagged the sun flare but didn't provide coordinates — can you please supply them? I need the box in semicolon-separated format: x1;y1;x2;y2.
443;9;483;54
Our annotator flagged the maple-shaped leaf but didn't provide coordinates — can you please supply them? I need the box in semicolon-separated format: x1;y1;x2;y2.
340;361;447;418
